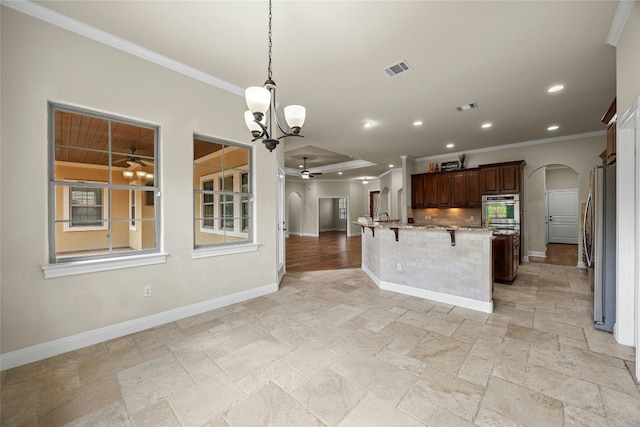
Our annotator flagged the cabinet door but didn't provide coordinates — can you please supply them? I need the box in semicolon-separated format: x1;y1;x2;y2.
411;174;425;208
500;164;520;193
437;173;452;207
467;170;481;207
492;235;513;282
451;172;467;207
481;167;500;195
424;174;438;207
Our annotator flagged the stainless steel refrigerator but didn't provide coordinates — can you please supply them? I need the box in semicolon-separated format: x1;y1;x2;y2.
583;165;616;332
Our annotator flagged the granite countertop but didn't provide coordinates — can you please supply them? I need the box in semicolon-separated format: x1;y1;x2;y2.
354;221;492;232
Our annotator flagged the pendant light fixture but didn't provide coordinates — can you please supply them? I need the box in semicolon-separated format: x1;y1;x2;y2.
244;0;306;152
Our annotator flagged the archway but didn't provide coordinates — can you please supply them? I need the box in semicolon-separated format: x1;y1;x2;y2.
527;164;580;266
286;191;303;236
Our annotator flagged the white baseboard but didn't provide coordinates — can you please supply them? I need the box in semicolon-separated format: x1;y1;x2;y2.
522;256;529;263
361;267;492;313
0;282;278;371
528;251;547;258
577;261;587;269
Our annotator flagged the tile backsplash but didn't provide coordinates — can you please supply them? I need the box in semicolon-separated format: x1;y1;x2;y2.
409;207;482;227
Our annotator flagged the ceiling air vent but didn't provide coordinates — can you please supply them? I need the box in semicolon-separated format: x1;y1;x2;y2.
455;103;478;112
384;60;411;77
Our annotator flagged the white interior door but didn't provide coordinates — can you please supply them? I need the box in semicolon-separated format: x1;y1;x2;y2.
548;190;579;244
277;164;286;284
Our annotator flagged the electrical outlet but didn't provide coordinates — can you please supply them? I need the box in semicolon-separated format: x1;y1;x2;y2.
396;263;402;272
144;285;152;297
470;215;475;220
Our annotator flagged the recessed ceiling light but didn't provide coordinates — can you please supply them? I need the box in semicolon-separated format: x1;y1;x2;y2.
446;143;455;149
338;171;343;175
413;121;423;126
548;84;564;93
388;164;394;168
298;164;303;168
363;122;373;128
481;123;492;129
547;125;560;131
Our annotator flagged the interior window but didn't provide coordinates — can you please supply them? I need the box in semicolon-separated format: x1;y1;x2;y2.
193;136;252;248
49;104;159;262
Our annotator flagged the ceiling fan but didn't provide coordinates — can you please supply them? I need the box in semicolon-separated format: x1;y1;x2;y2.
114;147;154;168
300;156;322;180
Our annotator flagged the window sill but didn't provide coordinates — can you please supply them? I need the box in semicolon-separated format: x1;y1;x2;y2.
42;253;168;279
192;243;259;259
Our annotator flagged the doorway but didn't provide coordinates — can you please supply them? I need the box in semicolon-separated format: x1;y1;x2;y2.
369;191;380;219
317;197;348;236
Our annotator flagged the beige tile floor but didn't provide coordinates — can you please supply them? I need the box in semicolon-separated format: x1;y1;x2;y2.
2;263;639;426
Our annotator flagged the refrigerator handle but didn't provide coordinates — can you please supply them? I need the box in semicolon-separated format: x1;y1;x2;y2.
583;193;592;266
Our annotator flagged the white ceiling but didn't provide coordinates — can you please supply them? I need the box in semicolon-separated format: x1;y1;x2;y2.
32;1;618;181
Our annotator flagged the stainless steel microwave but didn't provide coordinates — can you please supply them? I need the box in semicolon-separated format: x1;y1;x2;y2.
482;194;520;228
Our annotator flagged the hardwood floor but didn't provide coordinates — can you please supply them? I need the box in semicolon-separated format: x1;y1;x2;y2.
286;231;361;272
528;243;578;267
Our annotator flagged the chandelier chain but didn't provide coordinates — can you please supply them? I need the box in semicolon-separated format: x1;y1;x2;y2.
267;0;272;80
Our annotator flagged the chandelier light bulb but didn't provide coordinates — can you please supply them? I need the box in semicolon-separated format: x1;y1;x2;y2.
284;105;306;134
136;171;147;179
245;86;271;116
122;170;134;179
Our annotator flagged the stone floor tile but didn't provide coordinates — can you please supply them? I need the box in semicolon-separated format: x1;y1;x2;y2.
505;323;559;349
563;404;610;427
223;382;308;427
399;365;483;422
117;353;193;413
330;351;417;405
168;371;246;426
473;406;519;427
214;336;292;381
337;393;423;427
524;365;604;414
175;350;222;382
359;306;400;327
449;306;490;323
408;331;471;374
532;317;586;341
132;399;181;427
453;319;506;343
600;386;640;427
481;376;564;426
213;324;267;351
38;376;123;426
529;346;637;394
63;401;132;427
375;348;426;376
235;360;292;395
397;391;475;426
273;367;307;393
281;341;341;379
584;328;636;361
291;368;367;426
457;354;494;387
132;323;186;352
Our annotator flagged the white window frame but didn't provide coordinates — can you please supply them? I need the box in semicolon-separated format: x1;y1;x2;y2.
129;185;137;231
62;182;109;232
199;166;249;239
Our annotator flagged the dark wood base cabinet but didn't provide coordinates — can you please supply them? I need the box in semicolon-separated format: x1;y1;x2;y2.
492;234;519;282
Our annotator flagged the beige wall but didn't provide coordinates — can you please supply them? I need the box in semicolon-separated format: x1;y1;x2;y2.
0;8;279;354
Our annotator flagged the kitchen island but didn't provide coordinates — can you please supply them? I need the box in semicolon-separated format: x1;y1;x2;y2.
359;222;494;313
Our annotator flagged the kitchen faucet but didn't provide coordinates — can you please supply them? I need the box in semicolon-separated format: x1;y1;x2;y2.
379;212;390;223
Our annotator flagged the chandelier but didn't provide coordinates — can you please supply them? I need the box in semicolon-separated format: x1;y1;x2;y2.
244;0;306;152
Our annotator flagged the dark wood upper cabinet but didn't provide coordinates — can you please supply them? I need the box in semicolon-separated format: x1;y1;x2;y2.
424;174;438;207
411;174;425;208
479;161;525;195
451;171;468;207
467;169;481;207
437;173;452;207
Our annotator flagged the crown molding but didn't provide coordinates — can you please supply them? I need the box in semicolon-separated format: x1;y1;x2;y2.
416;130;606;162
2;0;244;96
606;1;635;47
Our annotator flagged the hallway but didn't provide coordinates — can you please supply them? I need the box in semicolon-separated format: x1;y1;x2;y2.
286;231;361;273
